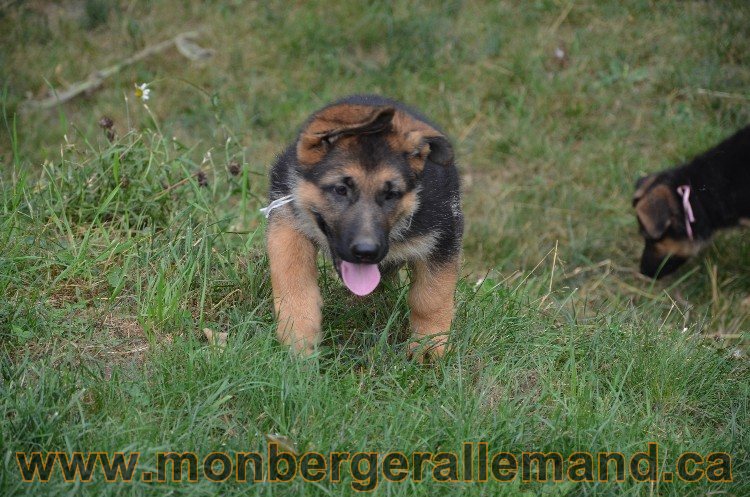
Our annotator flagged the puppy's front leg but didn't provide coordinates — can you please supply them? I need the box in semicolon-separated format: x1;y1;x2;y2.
408;258;459;361
267;218;322;355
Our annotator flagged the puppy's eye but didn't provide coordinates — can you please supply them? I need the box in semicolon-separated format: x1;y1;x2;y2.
384;190;402;201
334;184;348;196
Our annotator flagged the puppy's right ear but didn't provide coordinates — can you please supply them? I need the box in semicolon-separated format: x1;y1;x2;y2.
296;104;395;167
634;184;676;239
390;111;454;173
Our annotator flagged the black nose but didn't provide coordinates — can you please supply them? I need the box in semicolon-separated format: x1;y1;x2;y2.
640;247;687;279
350;242;381;262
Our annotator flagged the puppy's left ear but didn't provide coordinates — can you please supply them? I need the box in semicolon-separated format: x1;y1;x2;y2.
392;112;454;173
634;184;677;239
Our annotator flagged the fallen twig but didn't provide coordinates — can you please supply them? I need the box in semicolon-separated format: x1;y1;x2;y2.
678;88;750;101
21;30;211;111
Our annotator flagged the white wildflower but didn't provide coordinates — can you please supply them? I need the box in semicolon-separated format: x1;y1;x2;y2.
134;82;151;101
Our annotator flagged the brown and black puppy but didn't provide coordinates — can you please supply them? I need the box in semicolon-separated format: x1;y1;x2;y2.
264;95;463;360
633;125;750;278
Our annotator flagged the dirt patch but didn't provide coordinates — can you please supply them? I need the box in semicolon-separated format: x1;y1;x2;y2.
93;314;150;373
480;368;541;412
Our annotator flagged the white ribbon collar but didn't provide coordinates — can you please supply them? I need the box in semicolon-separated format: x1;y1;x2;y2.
259;194;294;218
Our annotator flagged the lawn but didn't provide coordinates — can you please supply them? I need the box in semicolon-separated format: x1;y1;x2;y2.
1;1;749;495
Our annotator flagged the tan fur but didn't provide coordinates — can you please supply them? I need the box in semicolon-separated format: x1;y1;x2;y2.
294;180;327;210
322;163;366;186
388;110;445;173
654;237;706;258
266;219;322;355
407;258;459;362
740;218;750;228
385;232;437;265
324;164;407;195
362;167;406;195
389;190;418;228
297;105;394;166
635;184;678;239
291;180;333;250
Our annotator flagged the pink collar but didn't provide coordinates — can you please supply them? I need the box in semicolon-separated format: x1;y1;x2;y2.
676;185;696;240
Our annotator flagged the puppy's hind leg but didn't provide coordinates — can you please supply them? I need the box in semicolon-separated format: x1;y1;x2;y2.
407;258;459;362
267;218;322;355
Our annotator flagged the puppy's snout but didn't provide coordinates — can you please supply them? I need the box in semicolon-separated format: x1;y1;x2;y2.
350;240;382;263
640;244;687;279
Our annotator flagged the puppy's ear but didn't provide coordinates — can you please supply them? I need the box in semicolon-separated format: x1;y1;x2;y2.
424;135;454;166
391;111;454;173
632;174;657;206
634;184;676;239
297;104;395;167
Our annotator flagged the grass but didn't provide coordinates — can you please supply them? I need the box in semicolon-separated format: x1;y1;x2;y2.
1;0;749;495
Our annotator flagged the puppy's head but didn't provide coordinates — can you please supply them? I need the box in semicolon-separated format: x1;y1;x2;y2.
632;175;704;278
292;101;452;294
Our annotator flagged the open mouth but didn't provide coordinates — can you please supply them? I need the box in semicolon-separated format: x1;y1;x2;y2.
314;211;382;296
337;260;381;296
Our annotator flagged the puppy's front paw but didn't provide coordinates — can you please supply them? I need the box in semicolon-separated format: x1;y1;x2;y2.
289;337;319;358
276;323;321;357
407;335;448;363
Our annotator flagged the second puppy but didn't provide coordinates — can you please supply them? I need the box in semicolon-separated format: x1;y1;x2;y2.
633;125;750;278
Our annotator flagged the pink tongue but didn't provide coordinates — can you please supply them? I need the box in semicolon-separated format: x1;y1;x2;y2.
340;262;381;296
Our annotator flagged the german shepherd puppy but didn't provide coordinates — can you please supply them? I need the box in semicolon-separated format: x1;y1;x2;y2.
633;125;750;278
265;95;463;360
